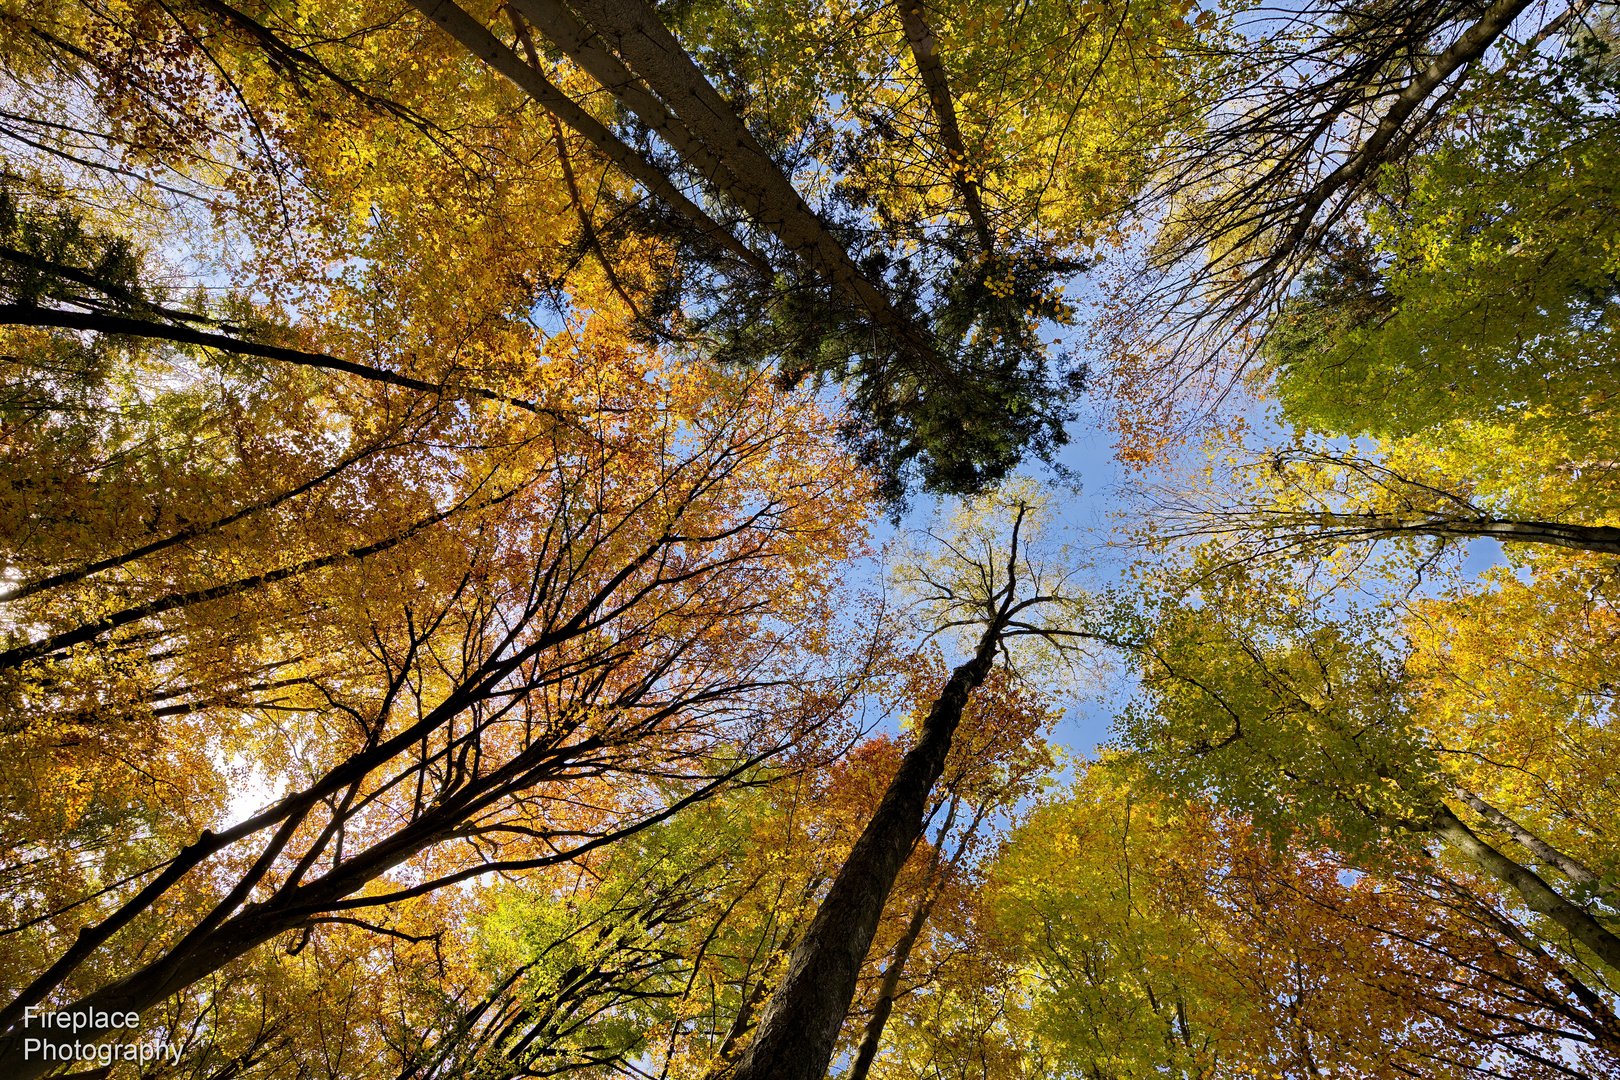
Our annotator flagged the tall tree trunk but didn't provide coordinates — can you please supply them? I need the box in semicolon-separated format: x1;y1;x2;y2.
402;0;764;272
896;0;992;251
557;0;920;341
1432;805;1620;974
848;795;975;1080
727;621;1004;1080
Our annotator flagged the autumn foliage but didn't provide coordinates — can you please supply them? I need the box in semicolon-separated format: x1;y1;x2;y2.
1;0;1617;1078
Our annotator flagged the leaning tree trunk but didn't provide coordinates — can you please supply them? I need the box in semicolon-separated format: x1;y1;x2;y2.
1432;805;1620;974
727;619;1004;1080
1452;788;1606;890
847;884;937;1080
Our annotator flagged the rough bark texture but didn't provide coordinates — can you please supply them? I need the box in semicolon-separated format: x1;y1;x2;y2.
509;0;745;197
559;0;938;360
403;0;765;271
727;625;1003;1080
848;796;966;1080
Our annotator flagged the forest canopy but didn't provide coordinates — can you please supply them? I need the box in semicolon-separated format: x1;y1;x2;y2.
1;0;1617;1077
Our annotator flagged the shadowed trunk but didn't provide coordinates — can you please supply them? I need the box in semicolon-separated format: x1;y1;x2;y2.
847;881;937;1080
727;619;1004;1080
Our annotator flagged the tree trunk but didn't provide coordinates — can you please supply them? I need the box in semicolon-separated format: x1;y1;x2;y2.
0;489;505;672
402;0;763;272
896;0;992;251
727;623;1003;1080
0;304;556;419
848;795;968;1080
847;887;935;1080
553;0;935;359
1286;510;1620;556
1432;805;1620;974
1452;788;1605;889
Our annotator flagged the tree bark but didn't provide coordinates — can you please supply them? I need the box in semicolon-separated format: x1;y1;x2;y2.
847;794;974;1080
508;0;746;199
896;0;992;251
554;0;937;361
402;0;764;272
1453;788;1605;889
727;621;1003;1080
846;877;938;1080
1432;805;1620;974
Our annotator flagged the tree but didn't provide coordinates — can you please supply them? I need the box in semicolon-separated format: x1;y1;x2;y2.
1118;552;1620;993
1261;37;1620;450
400;0;1216;497
844;659;1057;1080
0;304;872;1075
926;763;1620;1078
1146;443;1620;567
725;492;1097;1080
1106;0;1585;454
378;659;1054;1080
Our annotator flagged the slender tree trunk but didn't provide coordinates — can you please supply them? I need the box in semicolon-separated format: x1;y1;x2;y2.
0;305;558;420
1245;0;1536;288
847;887;935;1080
896;0;992;251
1432;806;1620;973
0;484;516;671
1453;788;1605;889
1376;514;1620;555
508;0;748;200
1281;510;1620;556
727;620;1003;1080
0;438;400;606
